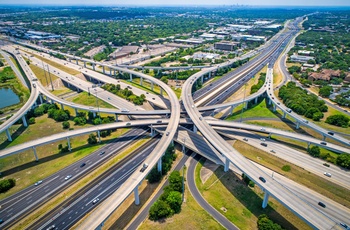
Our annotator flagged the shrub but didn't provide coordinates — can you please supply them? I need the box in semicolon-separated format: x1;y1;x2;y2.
0;178;16;193
29;117;35;124
282;165;291;172
62;121;70;129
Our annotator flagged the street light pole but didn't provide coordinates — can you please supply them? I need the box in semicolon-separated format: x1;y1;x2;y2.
182;137;186;202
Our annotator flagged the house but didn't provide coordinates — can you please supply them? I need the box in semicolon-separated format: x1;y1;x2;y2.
308;69;341;82
290;54;314;63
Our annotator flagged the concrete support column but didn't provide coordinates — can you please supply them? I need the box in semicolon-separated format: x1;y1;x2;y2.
114;69;116;76
39;94;43;104
268;98;272;105
273;104;277;112
22;116;28;127
193;125;197;133
129;73;132;82
307;142;311;150
75;108;78;116
201;75;204;84
60;103;64;110
182;144;186;153
84;61;86;68
67;137;71;151
109;68;112;76
208;72;212;78
76;59;78;65
89;76;92;81
32;146;39;161
160;88;163;96
92;63;95;71
224;157;230;172
296;121;300;129
115;114;118;121
140;77;143;86
322;135;326;141
262;191;270;208
157;158;162;172
150;126;154;137
255;97;258;104
134;186;140;205
229;105;235;115
6;129;12;142
97;130;101;142
102;66;105;74
93;112;96;118
282;112;286;119
268;133;271;138
151;82;154;91
244;102;248;109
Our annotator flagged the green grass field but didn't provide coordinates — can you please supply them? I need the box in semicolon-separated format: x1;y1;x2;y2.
66;91;115;109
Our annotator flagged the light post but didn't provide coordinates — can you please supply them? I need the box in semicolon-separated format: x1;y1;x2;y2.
182;137;186;202
240;83;247;122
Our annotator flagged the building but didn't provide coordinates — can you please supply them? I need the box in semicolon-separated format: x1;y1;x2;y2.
290;54;315;63
174;38;203;45
298;50;314;56
214;41;239;51
231;34;266;42
193;52;220;60
308;69;341;82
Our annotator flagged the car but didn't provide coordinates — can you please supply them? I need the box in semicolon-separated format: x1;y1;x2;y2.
277;102;280;105
199;117;202;121
324;172;332;177
259;176;266;183
99;151;105;155
260;138;266;142
46;225;56;230
320;141;327;145
146;92;149;94
318;201;326;208
323;163;330;167
121;108;129;112
327;131;334;136
140;163;148;172
166;131;170;136
34;180;43;186
303;119;308;123
340;223;349;229
260;128;265;131
261;143;267;147
152;98;155;100
243;138;248;141
92;198;100;204
270;150;276;153
126;122;131;126
80;163;86;168
108;97;111;100
156;120;162;124
65;175;72;180
287;109;292;113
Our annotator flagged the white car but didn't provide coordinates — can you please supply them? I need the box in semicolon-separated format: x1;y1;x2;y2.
65;175;72;180
324;172;332;177
34;180;42;186
92;198;100;204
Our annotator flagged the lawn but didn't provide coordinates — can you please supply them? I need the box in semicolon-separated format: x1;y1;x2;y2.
66;91;115;109
226;99;280;121
29;62;59;87
195;158;311;230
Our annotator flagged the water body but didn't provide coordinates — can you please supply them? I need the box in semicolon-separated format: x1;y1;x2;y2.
0;87;20;109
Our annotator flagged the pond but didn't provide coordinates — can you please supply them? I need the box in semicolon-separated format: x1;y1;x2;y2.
0;87;20;109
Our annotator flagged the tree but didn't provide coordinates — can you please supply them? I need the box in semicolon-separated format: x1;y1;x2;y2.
166;191;182;213
0;178;16;193
336;154;350;169
257;214;283;230
149;200;173;220
160;76;168;84
147;167;162;183
325;114;350;128
169;171;183;192
308;146;320;157
87;133;98;144
62;121;70;129
29;117;35;124
319;86;332;98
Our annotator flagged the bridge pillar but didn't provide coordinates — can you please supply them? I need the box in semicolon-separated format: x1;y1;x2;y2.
268;133;271;139
32;146;39;161
244;102;248;109
140;77;143;86
92;63;95;71
22;116;28;127
97;130;101;142
93;112;96;118
67;137;71;151
115;114;118;121
224;157;230;172
60;103;64;110
150;126;154;137
262;191;270;208
160;88;163;96
102;66;105;74
134;186;140;205
75;108;78;116
151;82;154;91
307;142;311;150
129;73;132;82
6;129;12;142
282;112;286;119
229;105;235;115
201;75;204;84
114;69;116;76
39;94;43;104
273;104;276;112
322;135;326;141
193;125;197;133
255;97;258;104
208;72;212;78
157;158;162;172
109;68;112;76
296;121;300;129
84;61;86;68
268;98;272;105
76;59;78;65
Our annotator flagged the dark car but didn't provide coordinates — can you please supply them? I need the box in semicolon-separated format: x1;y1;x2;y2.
259;177;266;183
318;202;326;208
80;163;86;168
320;142;327;145
260;143;267;147
99;151;105;155
327;131;334;136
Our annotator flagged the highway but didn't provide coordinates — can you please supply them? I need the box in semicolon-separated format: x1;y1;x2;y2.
31;138;158;230
0;128;149;229
181;20;340;230
0;50;28;88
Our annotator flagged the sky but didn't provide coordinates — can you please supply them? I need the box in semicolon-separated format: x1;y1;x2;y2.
0;0;349;6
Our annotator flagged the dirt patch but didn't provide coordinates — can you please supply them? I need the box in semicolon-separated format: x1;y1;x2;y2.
200;160;219;184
